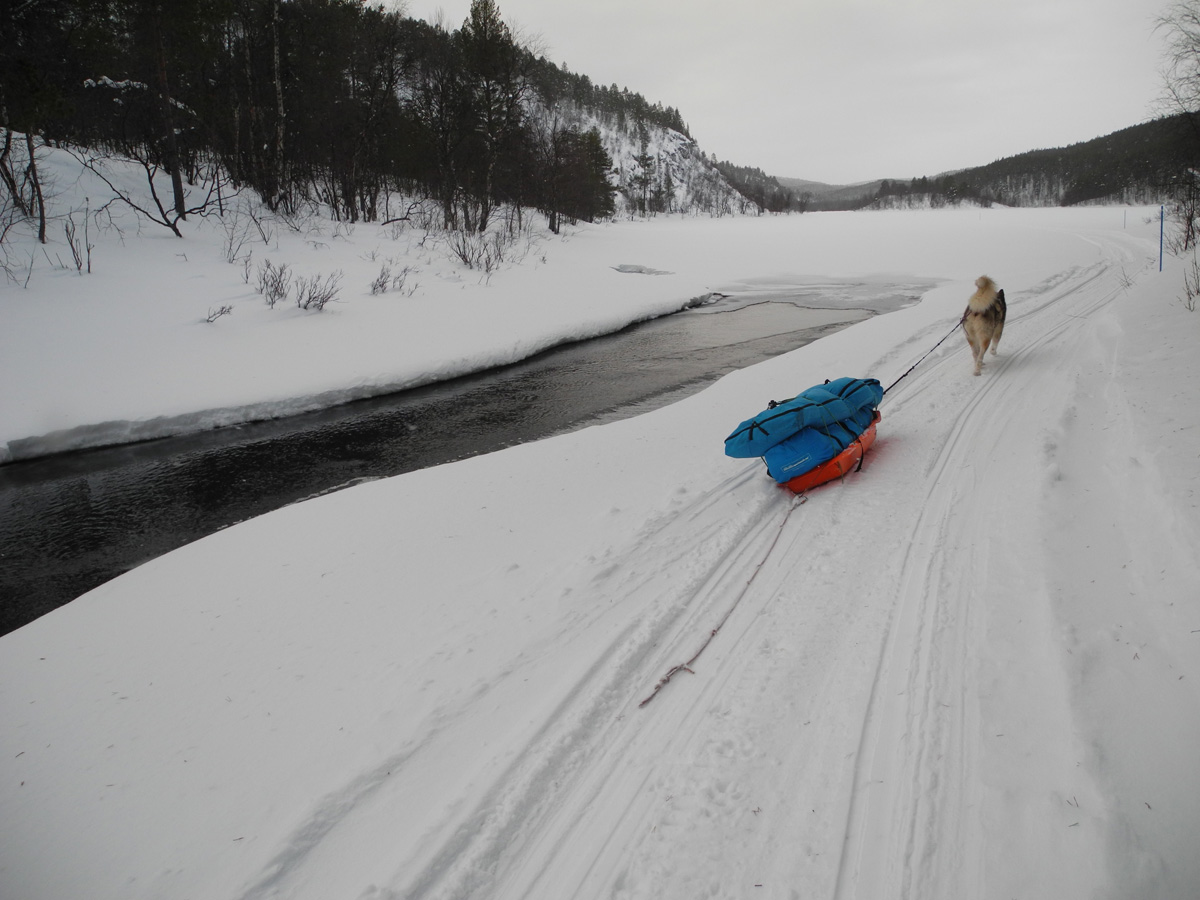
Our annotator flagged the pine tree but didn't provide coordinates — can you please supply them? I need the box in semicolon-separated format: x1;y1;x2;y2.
631;120;655;214
458;0;528;231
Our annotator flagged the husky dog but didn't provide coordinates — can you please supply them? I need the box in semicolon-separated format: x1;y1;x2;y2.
963;275;1006;375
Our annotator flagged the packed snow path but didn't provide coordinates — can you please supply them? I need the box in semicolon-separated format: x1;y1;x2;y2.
4;212;1199;900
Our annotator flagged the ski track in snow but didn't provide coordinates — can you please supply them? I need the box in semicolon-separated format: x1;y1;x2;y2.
213;225;1166;900
229;466;793;900
832;255;1139;900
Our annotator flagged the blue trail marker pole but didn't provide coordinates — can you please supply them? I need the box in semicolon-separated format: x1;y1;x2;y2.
1161;205;1165;272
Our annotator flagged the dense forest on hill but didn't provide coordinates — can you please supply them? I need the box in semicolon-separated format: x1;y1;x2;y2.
1;0;760;245
711;160;808;213
524;60;690;140
839;116;1196;211
4;0;1190;252
879;116;1197;208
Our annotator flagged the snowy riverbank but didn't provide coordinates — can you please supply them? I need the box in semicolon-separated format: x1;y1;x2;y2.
0;146;1155;462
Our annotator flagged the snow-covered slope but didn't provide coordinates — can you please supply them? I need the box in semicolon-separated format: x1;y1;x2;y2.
4;203;1199;900
0;140;755;463
541;100;740;216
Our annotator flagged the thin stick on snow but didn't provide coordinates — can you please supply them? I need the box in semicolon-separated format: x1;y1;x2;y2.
639;493;804;707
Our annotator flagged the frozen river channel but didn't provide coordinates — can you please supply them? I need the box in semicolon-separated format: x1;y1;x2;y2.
0;278;932;634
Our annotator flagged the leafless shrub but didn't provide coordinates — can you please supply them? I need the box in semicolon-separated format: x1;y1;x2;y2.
222;200;276;264
294;270;343;310
444;229;481;269
247;206;275;246
63;210;93;273
444;228;508;273
370;260;417;296
370;264;391;294
255;259;291;308
1183;251;1200;311
221;212;252;264
391;264;417;296
205;304;234;323
444;221;540;278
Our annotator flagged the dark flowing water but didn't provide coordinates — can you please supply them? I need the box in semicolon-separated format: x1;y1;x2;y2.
0;282;929;635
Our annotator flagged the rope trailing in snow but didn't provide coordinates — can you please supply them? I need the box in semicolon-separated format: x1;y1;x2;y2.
639;492;806;708
640;313;969;707
881;313;966;396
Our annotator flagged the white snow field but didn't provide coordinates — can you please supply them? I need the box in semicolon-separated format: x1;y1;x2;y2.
3;197;1199;900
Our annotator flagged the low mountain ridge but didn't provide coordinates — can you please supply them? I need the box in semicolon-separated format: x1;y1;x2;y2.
772;116;1193;210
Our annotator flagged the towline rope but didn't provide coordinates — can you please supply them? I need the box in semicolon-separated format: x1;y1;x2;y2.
639;492;805;708
640;313;969;707
881;313;966;396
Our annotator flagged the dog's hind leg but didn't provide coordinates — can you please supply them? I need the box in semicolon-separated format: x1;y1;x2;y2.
991;290;1006;354
966;327;984;375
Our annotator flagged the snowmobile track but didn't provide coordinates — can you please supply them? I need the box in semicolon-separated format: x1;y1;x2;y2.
831;252;1142;899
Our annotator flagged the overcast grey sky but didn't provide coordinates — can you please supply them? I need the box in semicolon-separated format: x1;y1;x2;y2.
401;0;1172;185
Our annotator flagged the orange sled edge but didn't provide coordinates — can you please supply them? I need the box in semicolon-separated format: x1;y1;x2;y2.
781;411;881;494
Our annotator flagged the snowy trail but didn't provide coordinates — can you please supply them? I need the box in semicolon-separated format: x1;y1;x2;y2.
830;231;1165;900
830;237;1149;899
247;232;1153;900
212;230;1140;900
415;232;1155;900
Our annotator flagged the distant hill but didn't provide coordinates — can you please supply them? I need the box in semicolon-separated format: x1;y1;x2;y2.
776;177;890;211
702;161;807;213
775;116;1196;210
929;115;1193;207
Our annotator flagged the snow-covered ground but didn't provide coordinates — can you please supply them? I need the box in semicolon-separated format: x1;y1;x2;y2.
2;146;746;463
3;177;1199;899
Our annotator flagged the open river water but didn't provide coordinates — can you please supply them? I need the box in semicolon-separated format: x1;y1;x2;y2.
0;279;932;634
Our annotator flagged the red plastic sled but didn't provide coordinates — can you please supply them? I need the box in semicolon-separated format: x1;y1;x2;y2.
782;411;881;494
